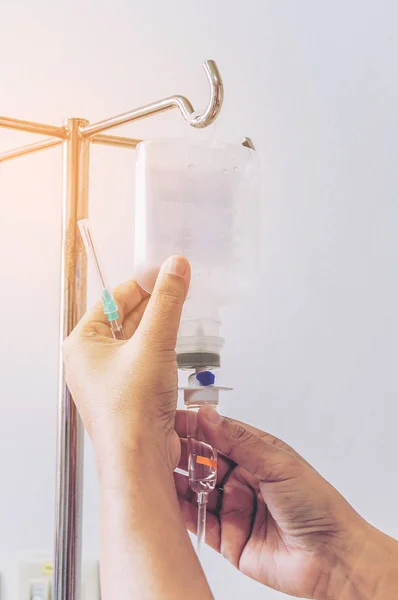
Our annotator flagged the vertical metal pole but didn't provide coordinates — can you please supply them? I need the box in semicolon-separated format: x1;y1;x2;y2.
54;118;90;600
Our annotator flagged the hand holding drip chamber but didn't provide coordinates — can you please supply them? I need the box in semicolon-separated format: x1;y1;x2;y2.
180;370;231;553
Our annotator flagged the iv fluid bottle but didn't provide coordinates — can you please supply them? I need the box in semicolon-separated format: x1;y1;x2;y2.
134;139;261;369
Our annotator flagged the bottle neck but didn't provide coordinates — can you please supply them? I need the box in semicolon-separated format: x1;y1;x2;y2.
176;302;224;370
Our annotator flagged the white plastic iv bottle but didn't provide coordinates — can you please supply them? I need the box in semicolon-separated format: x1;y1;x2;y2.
134;139;261;369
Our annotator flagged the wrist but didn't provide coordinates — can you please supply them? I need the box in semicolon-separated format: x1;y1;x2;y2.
320;522;398;600
94;427;172;489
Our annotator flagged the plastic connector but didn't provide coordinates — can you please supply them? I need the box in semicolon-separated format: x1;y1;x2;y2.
101;289;120;322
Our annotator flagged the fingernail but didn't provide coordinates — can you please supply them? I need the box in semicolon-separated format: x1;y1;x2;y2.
164;255;188;278
204;406;222;425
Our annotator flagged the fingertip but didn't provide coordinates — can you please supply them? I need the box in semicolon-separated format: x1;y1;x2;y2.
163;255;190;278
135;257;191;294
161;255;191;293
199;405;222;425
197;407;223;448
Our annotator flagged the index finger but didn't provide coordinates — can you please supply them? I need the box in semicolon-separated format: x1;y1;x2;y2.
175;410;275;440
175;409;305;464
78;279;149;335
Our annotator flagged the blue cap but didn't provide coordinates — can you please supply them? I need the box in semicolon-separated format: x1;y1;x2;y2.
196;371;215;386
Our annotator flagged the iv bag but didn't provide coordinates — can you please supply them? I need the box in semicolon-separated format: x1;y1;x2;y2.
134;139;261;368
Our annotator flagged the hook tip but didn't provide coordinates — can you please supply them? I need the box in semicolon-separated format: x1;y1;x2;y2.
190;60;224;129
242;137;256;150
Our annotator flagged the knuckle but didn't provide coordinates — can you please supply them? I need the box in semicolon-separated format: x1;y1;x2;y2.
264;434;287;451
256;448;299;483
258;431;305;463
155;392;176;425
226;420;252;443
251;458;273;481
157;277;186;306
158;288;184;308
78;323;100;339
140;325;177;352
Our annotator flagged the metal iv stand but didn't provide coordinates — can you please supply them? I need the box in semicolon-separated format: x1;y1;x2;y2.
0;60;224;600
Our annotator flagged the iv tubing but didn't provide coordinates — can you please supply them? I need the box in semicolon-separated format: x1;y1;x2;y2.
197;491;208;555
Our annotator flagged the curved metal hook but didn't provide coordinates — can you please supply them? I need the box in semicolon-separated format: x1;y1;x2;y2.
189;60;224;129
79;60;224;138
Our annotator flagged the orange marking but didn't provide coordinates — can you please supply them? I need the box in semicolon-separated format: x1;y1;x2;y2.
196;456;217;469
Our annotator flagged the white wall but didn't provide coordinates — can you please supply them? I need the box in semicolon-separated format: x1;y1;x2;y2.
1;1;398;598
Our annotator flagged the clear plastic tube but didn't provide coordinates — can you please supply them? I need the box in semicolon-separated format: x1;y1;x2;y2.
197;492;208;556
109;319;125;341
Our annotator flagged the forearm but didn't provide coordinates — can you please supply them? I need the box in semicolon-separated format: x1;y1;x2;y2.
321;524;398;600
97;442;213;600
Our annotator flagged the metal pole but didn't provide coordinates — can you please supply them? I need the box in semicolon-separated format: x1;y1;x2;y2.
54;118;90;600
91;133;141;149
80;95;194;138
0;134;139;163
0;137;62;163
0;115;66;138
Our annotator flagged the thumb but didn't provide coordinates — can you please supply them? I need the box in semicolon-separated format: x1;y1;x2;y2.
135;256;191;351
198;406;298;483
